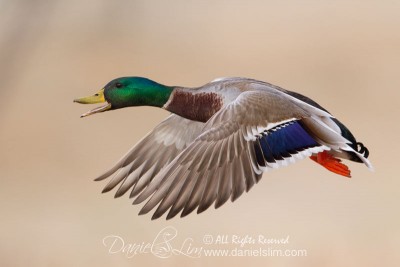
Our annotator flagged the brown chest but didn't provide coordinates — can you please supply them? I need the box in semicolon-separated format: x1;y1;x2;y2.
165;90;223;122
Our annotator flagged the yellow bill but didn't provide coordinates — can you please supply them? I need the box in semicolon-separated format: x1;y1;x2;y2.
74;89;111;117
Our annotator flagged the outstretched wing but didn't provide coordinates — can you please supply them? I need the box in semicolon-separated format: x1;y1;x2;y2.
132;90;348;220
95;114;204;198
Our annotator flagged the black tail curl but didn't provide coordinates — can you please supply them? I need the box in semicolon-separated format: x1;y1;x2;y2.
356;142;369;158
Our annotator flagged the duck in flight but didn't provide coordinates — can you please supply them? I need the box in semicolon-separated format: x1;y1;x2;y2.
74;77;372;220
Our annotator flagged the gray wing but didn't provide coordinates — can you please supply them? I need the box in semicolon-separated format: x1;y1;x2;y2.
95;114;204;198
133;90;345;220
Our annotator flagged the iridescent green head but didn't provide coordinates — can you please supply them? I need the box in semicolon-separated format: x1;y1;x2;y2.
74;77;173;117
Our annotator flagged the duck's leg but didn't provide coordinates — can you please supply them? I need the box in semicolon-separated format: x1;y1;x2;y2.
310;151;351;178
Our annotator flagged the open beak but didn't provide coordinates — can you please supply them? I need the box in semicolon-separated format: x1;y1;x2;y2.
73;89;111;118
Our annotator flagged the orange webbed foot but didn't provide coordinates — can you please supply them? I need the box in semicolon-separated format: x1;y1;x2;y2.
310;151;351;178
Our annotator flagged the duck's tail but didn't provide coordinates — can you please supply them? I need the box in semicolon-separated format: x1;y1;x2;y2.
300;116;373;174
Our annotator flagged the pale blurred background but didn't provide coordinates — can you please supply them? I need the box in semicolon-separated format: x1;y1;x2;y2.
1;0;399;266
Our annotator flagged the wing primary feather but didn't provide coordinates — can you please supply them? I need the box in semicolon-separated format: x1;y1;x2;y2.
226;134;235;162
195;143;217;171
129;164;157;198
215;164;232;209
114;163;144;198
181;171;212;217
166;168;200;219
231;154;247;201
151;168;191;220
206;140;223;170
132;156;183;204
197;168;220;214
139;167;187;215
217;138;229;167
94;140;148;181
242;148;256;191
101;162;134;193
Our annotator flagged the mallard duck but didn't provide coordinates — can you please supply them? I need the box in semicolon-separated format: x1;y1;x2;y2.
74;77;372;220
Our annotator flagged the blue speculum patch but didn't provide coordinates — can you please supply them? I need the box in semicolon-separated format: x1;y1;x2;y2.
254;121;319;165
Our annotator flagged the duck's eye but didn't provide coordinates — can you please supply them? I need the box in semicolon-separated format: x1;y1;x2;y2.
115;83;123;88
